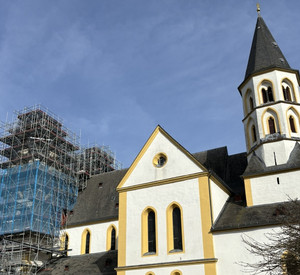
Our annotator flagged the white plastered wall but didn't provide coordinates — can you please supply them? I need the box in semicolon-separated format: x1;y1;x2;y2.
125;178;204;266
249;169;300;205
209;178;229;223
241;70;300;166
123;264;205;275
122;131;203;188
214;226;280;275
65;220;118;256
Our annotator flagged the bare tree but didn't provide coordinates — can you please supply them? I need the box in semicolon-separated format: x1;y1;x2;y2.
240;200;300;275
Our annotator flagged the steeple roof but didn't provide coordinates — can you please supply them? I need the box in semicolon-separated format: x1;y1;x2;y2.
245;15;291;80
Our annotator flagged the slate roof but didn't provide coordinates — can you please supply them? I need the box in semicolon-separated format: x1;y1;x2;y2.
243;142;300;177
193;147;247;195
67;169;128;226
38;250;117;275
244;15;292;80
212;199;290;231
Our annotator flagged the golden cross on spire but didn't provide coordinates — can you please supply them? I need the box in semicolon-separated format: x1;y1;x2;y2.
256;3;261;15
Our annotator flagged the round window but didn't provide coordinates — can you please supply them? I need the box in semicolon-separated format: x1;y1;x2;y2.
153;153;167;168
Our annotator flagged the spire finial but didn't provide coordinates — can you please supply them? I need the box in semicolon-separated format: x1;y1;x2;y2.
256;3;261;15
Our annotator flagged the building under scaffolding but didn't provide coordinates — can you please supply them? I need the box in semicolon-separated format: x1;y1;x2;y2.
0;105;121;274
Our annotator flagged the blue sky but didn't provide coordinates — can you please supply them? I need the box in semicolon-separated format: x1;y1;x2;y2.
0;0;300;168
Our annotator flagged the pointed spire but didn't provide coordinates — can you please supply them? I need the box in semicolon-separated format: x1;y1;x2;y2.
244;14;291;80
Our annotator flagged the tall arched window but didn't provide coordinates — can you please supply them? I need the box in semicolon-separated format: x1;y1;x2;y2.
172;207;182;250
268;87;274;102
262;88;268;103
268;117;276;134
85;231;90;254
249;97;254;111
142;208;157;255
81;229;91;254
283;86;292;101
65;234;69;254
251;125;257;143
167;203;184;253
106;225;117;251
289;116;296;133
261;86;274;103
111;227;116;250
148;211;156;253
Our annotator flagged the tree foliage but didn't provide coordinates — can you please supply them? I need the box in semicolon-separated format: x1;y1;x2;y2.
241;200;300;275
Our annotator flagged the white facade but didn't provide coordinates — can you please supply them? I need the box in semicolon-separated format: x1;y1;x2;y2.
65;220;118;256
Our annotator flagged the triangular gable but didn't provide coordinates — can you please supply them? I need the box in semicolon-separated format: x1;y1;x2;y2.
117;125;208;191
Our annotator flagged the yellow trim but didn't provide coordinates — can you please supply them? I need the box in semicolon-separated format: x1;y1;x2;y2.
198;177;217;275
141;207;158;257
171;270;182;275
60;232;69;254
117;271;125;275
145;272;155;275
66;217;117;229
81;228;91;254
286;107;300;137
245;117;256;151
118;192;127;267
166;202;185;254
116;258;218;271
243;89;252;115
118;172;208;192
281;77;297;102
244;178;253;207
261;107;282;137
257;79;276;105
239;68;300;92
152;152;168;168
117;125;208;190
106;224;117;251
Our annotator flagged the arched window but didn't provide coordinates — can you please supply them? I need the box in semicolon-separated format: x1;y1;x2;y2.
173;207;182;250
171;271;182;275
289;116;296;133
81;229;91;254
167;203;184;253
268;117;276;134
249;97;254;111
85;231;90;254
106;225;117;251
148;211;156;253
142;208;157;255
283;86;292;101
251;125;257;143
262;88;268;103
268;87;274;102
261;86;274;103
111;227;116;250
65;234;69;253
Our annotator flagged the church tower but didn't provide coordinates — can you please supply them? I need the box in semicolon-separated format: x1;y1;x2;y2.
238;7;300;167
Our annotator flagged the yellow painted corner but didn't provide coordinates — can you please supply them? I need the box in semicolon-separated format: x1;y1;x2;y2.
198;177;215;262
244;178;253;206
118;192;127;266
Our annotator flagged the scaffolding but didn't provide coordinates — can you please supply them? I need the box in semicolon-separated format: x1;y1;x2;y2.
76;144;122;185
0;105;121;274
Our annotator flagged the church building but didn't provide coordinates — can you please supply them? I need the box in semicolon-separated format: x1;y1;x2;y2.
41;7;300;275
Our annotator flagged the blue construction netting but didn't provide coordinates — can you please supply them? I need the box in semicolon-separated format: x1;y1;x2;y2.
0;161;78;237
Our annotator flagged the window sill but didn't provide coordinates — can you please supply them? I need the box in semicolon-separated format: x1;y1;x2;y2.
143;252;157;257
168;249;184;254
